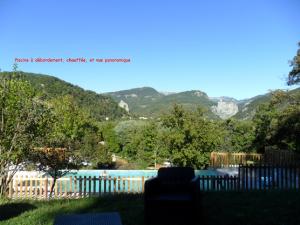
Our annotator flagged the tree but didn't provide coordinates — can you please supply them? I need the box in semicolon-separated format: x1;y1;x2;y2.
271;104;300;152
251;90;297;153
268;91;300;152
221;119;255;152
287;42;300;85
114;120;147;157
161;105;222;169
98;121;120;154
31;147;78;197
31;95;93;197
0;74;47;197
132;122;162;168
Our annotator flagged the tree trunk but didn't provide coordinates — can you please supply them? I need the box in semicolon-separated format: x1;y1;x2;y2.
49;177;57;198
0;176;8;198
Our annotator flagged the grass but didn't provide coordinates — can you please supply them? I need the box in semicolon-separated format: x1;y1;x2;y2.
0;191;300;225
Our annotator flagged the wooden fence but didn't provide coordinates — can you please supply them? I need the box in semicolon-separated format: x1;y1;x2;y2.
210;152;263;167
8;176;154;200
200;164;300;191
199;175;240;191
5;165;300;199
238;164;300;191
264;148;300;166
211;149;300;168
8;175;241;199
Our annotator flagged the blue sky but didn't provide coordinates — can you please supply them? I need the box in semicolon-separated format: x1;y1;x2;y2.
0;0;299;99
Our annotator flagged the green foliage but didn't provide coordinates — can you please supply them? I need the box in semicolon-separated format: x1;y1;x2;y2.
46;95;92;148
128;122;166;168
0;75;48;196
114;120;147;156
252;90;300;152
110;120;167;168
287;42;300;85
98;121;120;153
93;144;113;169
252;103;277;153
220;119;255;152
161;105;222;169
0;71;126;121
272;104;300;151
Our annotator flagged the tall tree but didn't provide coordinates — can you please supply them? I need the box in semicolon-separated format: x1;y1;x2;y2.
32;95;94;196
287;42;300;85
161;105;222;169
0;74;47;197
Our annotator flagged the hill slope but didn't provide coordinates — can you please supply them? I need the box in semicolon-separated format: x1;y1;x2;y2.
107;87;221;119
107;87;300;120
234;88;300;120
0;71;126;120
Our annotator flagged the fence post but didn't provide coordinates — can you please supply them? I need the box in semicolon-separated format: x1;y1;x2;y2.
128;176;131;193
79;176;82;198
201;176;205;191
104;176;107;194
44;178;48;199
93;176;96;196
83;176;87;197
29;178;33;199
211;176;215;191
284;165;288;190
69;176;73;198
9;177;13;198
88;176;92;197
258;164;262;190
122;177;126;194
108;176;112;194
113;177;117;194
294;166;297;190
20;176;23;199
59;179;63;198
98;176;102;196
24;176;28;198
142;176;145;193
118;176;121;194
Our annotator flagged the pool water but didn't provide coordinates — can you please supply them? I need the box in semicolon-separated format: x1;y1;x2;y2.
58;169;223;193
66;169;222;178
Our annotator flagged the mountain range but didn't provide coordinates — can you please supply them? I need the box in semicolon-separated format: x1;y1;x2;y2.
1;71;298;120
106;87;300;120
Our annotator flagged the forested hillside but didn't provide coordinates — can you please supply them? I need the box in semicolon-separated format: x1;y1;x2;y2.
107;87;300;120
0;71;126;120
107;87;219;119
234;88;300;120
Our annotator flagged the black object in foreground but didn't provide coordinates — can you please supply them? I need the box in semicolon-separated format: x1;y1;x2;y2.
144;167;201;225
54;212;122;225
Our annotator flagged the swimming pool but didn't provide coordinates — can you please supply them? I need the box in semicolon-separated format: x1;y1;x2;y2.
66;169;222;178
58;169;224;193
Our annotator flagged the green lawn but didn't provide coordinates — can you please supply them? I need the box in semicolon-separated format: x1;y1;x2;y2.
0;191;300;225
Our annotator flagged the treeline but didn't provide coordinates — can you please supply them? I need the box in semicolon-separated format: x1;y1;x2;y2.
1;70;299;174
0;71;127;121
101;89;300;169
